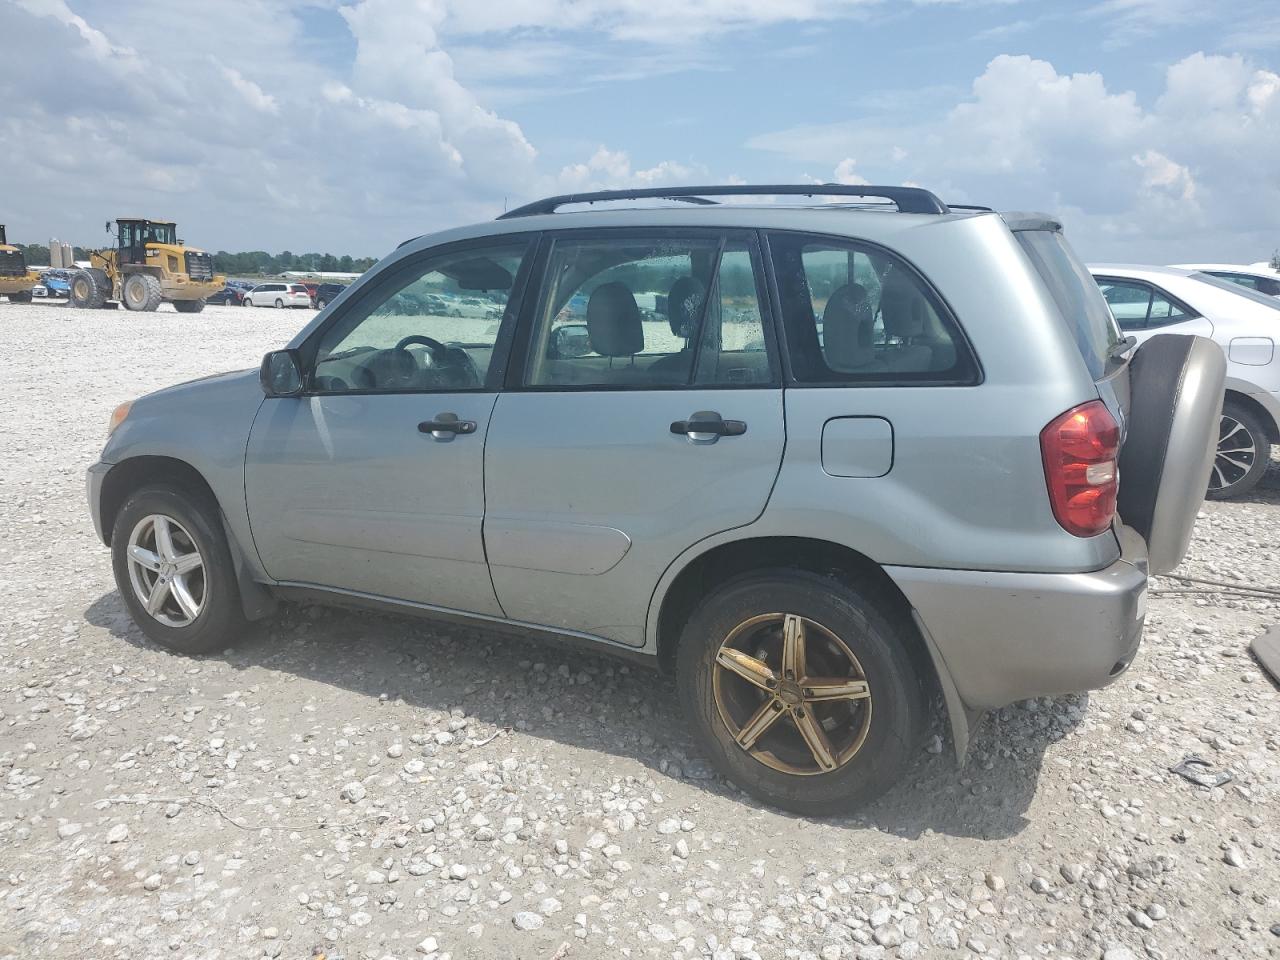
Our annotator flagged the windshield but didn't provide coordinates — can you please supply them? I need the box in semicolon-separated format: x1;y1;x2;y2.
1191;272;1280;311
144;223;176;245
1014;229;1122;379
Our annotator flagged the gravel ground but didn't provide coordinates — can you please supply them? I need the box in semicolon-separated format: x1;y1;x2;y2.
1;298;1277;960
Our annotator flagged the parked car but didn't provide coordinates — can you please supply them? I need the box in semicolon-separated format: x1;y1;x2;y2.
314;282;347;309
39;270;71;298
1170;264;1280;298
245;282;311;308
1091;263;1280;498
207;285;246;306
87;185;1223;815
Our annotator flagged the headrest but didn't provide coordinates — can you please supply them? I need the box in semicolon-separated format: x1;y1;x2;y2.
666;276;706;338
880;273;927;339
822;283;876;371
587;281;643;357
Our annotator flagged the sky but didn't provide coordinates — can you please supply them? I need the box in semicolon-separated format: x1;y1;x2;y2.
2;0;1278;264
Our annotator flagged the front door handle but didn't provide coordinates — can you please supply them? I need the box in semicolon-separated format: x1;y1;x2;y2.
670;410;747;444
418;412;477;441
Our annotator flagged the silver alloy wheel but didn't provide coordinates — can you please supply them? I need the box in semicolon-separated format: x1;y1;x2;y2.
1210;413;1257;492
126;514;206;628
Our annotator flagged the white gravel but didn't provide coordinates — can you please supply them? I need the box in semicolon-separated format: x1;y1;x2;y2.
1;298;1278;959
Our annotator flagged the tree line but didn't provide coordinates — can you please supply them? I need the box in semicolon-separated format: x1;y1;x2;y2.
12;242;378;276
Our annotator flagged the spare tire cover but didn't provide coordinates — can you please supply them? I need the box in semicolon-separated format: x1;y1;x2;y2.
1117;334;1225;575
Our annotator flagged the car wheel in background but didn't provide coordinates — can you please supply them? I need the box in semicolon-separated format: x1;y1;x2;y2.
110;485;249;655
317;299;328;309
274;298;284;308
676;569;924;816
1206;399;1270;501
11;290;33;303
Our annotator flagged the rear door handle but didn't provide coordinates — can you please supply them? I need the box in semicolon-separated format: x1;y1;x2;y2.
418;412;477;441
670;410;747;444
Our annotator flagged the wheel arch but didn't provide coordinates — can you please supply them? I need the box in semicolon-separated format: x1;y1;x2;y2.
651;535;971;757
99;455;276;620
1223;387;1280;446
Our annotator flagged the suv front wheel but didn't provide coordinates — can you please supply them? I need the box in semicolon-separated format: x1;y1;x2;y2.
110;485;249;654
677;569;923;815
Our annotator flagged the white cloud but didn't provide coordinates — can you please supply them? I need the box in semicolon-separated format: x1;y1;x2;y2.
218;63;280;115
1133;150;1195;202
555;147;700;191
832;159;869;185
747;52;1280;261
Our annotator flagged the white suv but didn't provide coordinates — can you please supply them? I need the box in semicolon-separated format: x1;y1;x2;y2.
245;282;311;309
1092;263;1280;498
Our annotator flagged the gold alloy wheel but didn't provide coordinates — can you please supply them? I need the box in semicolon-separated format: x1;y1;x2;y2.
712;612;873;776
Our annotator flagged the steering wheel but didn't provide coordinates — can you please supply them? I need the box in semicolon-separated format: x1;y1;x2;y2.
393;334;481;388
394;334;449;362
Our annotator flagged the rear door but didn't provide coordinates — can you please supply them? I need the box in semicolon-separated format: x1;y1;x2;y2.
483;228;785;647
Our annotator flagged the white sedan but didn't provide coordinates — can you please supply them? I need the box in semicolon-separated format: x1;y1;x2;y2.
1171;263;1280;298
1090;263;1280;499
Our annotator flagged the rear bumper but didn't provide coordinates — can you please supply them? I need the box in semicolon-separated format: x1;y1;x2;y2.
887;525;1148;710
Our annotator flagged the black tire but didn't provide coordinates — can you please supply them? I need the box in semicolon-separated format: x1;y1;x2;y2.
274;298;284;309
11;289;33;303
1206;399;1270;500
173;298;206;314
317;299;328;310
122;273;163;311
676;569;924;816
110;485;249;655
70;269;109;309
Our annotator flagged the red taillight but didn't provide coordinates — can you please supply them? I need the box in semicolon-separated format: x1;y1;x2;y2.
1040;400;1120;537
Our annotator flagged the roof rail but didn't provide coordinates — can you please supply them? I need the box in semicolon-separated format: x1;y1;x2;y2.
498;184;951;219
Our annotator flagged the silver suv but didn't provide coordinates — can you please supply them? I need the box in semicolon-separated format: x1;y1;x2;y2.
87;185;1224;815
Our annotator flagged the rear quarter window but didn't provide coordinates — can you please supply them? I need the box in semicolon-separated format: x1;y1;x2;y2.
1014;229;1120;379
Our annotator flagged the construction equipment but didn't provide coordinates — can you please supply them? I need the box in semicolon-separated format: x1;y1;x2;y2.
70;218;224;313
0;225;40;303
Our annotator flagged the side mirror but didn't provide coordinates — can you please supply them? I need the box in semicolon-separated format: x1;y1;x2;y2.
550;323;592;360
260;349;304;397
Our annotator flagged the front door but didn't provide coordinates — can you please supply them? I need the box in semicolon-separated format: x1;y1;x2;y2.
484;229;785;647
244;237;535;614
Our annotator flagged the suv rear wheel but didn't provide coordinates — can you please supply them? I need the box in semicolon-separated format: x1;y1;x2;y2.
110;485;248;654
676;569;923;815
1207;399;1269;500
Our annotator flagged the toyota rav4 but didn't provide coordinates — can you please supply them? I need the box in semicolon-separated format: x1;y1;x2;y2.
87;185;1224;815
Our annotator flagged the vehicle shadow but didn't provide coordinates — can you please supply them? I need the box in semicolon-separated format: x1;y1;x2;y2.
1224;454;1280;506
84;590;1083;840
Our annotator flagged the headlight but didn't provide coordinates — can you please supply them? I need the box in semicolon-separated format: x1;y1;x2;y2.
108;401;133;435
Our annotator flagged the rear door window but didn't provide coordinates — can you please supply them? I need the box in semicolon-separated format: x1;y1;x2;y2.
1096;280;1153;330
1097;278;1195;330
1014;229;1120;379
768;233;977;385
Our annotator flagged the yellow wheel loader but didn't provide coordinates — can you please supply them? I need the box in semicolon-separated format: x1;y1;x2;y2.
70;218;225;313
0;225;40;303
